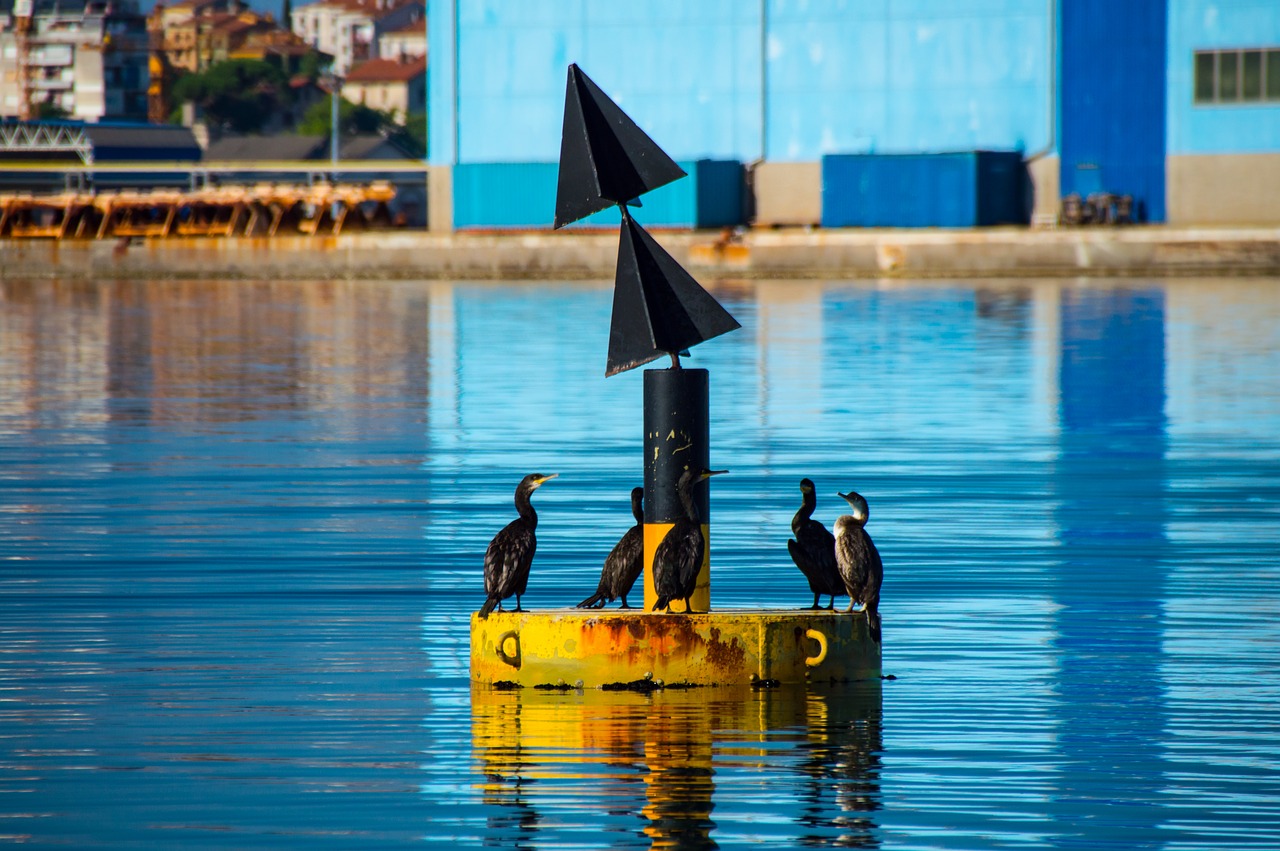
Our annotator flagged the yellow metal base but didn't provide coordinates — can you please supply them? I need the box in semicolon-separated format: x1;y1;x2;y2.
470;608;881;688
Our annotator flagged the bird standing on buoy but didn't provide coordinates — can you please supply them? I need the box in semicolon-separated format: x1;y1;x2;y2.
787;478;846;610
652;467;727;613
578;487;645;609
479;473;557;618
833;489;884;643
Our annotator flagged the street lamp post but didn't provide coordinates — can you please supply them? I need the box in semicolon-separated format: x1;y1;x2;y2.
324;71;342;169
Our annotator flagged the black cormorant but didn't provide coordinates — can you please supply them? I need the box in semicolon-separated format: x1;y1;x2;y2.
833;489;884;643
578;487;645;609
478;473;557;618
652;467;727;613
786;478;846;609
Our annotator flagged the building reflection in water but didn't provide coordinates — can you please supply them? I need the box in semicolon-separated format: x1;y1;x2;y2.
793;686;884;848
0;278;431;433
1052;285;1168;846
469;683;882;849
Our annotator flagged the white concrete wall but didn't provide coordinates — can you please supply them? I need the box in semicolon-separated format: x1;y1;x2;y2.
752;162;820;227
1167;154;1280;225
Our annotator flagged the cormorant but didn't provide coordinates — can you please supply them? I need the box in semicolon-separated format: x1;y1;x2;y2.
833;490;884;643
652;467;727;613
786;478;846;610
577;487;645;609
478;473;557;618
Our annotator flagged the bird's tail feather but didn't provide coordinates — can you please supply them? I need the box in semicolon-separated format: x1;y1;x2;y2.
478;597;498;619
652;596;671;612
576;592;606;609
867;610;882;644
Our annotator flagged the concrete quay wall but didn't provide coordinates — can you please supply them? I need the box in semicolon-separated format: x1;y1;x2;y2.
3;227;1279;281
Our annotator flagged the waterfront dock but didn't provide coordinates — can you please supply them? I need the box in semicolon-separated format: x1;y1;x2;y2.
2;226;1278;281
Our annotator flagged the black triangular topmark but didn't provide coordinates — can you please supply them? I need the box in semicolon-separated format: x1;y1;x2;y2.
606;210;741;376
554;64;686;229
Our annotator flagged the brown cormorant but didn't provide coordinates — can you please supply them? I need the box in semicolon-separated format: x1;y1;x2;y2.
652;467;727;613
787;478;846;610
478;473;557;618
577;487;645;609
833;490;883;643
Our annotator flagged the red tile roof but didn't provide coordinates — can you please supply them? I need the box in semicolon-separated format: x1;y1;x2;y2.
344;56;425;83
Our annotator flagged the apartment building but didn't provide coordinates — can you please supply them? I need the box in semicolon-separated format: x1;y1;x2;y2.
1;0;149;121
291;0;421;76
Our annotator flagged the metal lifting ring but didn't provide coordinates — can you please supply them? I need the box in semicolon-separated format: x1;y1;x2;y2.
804;628;828;667
496;631;521;668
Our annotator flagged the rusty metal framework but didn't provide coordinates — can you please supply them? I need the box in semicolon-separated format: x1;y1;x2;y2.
0;181;398;239
0;121;94;165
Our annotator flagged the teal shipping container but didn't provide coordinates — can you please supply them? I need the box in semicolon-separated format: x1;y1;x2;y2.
452;160;744;230
822;152;1029;228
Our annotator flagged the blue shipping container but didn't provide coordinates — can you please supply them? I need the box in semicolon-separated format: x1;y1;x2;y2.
452;160;744;230
821;152;1028;228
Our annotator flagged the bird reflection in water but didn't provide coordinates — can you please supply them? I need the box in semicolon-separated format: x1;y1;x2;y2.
474;698;543;848
469;683;882;848
795;683;884;847
641;703;717;850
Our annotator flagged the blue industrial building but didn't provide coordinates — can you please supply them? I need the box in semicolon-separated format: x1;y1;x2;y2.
427;1;1280;230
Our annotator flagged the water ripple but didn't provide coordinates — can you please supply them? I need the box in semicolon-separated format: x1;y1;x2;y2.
1;277;1278;848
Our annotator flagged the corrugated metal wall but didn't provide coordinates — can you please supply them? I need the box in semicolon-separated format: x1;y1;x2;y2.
1060;0;1168;222
452;160;743;230
428;1;1052;166
1167;0;1280;155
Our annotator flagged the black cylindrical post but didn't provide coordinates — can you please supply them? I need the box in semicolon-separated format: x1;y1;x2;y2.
642;367;712;612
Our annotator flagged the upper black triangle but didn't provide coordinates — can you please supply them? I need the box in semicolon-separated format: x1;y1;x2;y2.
606;211;741;376
554;64;687;229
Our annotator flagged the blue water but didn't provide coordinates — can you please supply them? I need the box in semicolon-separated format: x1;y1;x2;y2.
2;276;1278;849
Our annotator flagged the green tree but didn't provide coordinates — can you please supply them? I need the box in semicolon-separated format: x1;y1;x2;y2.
298;95;388;136
33;101;71;120
297;50;327;82
170;59;292;133
388;111;426;158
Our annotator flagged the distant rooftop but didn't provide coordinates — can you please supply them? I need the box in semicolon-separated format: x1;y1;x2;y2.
205;133;325;161
204;132;418;161
344;56;425;84
0;120;200;163
384;17;425;35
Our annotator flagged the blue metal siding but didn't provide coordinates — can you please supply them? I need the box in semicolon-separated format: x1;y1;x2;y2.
1167;0;1280;155
768;0;1053;160
427;1;1052;166
452;160;744;230
426;0;456;165
822;152;1027;228
444;0;763;164
1060;0;1168;222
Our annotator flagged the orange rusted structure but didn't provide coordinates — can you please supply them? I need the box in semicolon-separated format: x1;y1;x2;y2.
0;181;398;240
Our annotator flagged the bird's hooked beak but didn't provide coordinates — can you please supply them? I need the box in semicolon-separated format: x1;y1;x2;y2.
532;473;559;488
701;469;729;481
837;490;868;521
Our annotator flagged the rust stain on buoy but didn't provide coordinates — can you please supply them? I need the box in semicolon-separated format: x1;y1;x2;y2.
470;608;880;688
